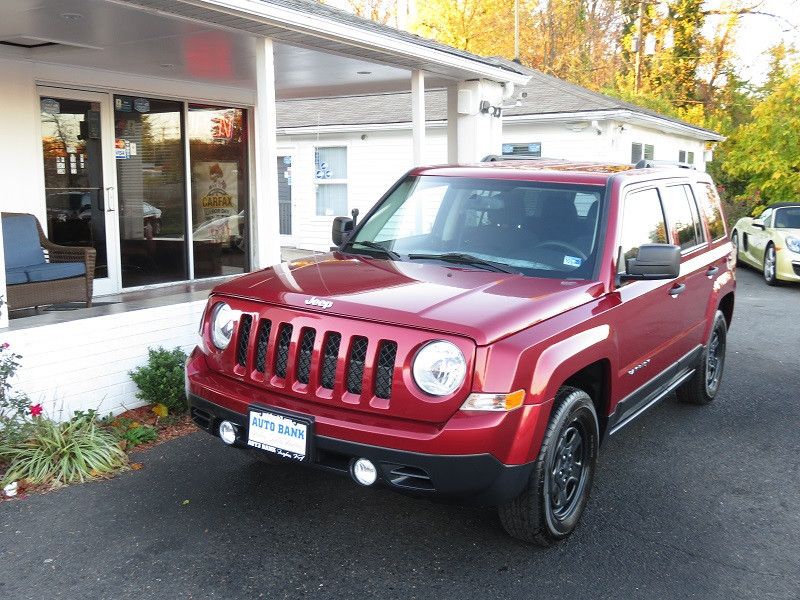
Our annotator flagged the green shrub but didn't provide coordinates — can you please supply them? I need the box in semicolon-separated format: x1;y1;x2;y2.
107;417;158;449
0;413;128;486
129;347;188;413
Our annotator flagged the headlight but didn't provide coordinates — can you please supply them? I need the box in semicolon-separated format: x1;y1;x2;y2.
210;302;237;350
786;236;800;254
412;341;467;396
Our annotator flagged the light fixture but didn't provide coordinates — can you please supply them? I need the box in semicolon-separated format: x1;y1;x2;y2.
351;458;378;486
218;420;238;445
356;70;371;75
60;13;83;21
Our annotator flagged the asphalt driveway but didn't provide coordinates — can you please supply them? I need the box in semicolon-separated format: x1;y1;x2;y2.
1;267;799;600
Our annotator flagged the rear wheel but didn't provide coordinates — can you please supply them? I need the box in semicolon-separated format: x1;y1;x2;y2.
677;310;727;405
763;243;778;286
498;386;598;545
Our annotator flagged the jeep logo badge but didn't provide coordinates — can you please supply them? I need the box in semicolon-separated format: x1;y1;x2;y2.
305;297;333;309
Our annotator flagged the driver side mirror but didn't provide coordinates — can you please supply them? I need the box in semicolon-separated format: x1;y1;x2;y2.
752;219;765;230
619;244;681;283
331;216;353;247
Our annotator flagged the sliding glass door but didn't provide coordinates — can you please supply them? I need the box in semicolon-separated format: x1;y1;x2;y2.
114;96;187;287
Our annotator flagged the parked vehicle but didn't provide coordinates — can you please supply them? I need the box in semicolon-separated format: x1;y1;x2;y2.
731;203;800;285
186;160;736;544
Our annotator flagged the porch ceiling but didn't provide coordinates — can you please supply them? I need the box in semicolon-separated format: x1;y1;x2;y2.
0;0;521;99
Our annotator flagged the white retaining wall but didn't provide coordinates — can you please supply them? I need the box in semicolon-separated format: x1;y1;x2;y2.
2;301;206;420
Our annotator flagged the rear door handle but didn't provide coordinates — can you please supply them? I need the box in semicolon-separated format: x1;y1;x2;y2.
706;266;719;278
669;283;686;297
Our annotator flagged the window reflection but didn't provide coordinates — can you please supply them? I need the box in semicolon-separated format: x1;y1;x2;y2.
188;105;249;277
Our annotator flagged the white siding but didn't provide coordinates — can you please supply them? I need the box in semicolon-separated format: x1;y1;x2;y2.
2;301;205;420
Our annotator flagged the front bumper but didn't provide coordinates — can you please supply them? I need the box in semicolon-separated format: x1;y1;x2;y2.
777;249;800;282
189;394;534;505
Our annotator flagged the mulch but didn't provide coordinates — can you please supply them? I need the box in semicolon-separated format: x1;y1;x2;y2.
1;405;197;502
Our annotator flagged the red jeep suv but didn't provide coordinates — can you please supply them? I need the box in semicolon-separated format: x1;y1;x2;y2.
186;160;735;544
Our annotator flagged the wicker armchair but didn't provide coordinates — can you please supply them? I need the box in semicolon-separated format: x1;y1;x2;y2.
2;212;96;311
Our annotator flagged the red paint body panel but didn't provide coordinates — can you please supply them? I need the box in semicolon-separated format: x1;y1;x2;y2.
187;164;736;472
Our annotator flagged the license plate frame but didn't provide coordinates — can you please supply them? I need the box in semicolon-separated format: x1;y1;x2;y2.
246;405;314;463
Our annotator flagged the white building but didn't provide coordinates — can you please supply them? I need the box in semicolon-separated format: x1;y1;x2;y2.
0;0;529;417
276;68;723;251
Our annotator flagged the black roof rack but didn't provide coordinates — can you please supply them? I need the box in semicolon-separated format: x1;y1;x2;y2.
481;154;547;162
634;159;695;170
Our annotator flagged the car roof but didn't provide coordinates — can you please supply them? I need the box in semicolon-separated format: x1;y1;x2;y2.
410;159;706;186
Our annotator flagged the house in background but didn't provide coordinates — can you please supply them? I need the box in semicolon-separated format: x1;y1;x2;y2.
0;0;529;417
275;67;723;252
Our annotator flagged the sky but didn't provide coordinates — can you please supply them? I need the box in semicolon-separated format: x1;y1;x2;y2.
709;0;800;85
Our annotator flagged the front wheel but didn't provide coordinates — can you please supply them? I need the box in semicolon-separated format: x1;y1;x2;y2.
677;310;728;405
498;386;598;545
763;244;778;286
731;231;741;266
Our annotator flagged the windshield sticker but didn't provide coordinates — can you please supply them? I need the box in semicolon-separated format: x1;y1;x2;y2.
563;255;582;268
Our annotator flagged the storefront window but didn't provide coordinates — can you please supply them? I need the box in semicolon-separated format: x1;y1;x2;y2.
115;96;186;287
188;105;249;277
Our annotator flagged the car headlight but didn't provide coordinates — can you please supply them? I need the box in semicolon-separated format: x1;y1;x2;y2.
786;236;800;254
412;341;467;396
210;302;237;350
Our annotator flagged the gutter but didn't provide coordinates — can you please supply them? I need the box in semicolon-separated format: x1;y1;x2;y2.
187;0;531;85
503;109;724;142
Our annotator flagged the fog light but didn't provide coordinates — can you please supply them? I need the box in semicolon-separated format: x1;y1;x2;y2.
351;458;378;486
218;420;237;445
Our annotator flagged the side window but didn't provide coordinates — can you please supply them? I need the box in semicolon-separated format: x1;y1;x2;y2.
619;188;668;269
314;146;347;216
663;185;702;250
683;185;706;244
759;208;773;227
697;183;726;240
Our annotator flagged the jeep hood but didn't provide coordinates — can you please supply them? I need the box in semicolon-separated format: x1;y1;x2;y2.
212;253;604;345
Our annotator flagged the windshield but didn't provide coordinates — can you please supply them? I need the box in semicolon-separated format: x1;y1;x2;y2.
775;207;800;229
347;176;606;279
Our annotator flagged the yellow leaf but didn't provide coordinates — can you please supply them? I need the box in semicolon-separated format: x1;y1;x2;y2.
130;463;144;471
152;403;169;418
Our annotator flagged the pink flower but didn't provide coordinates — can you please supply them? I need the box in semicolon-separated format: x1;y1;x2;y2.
29;404;43;417
1;342;9;349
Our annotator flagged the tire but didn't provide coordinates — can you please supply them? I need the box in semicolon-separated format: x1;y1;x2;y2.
498;386;599;545
677;310;728;405
763;243;778;286
731;231;741;266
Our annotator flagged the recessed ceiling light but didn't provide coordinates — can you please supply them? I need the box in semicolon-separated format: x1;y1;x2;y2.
60;13;83;21
356;71;371;75
160;63;175;69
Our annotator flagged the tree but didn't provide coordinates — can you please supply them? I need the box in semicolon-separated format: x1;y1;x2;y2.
721;65;800;207
343;0;396;25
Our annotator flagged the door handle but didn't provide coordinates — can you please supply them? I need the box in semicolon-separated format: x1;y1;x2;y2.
706;266;720;278
104;187;116;213
669;283;686;297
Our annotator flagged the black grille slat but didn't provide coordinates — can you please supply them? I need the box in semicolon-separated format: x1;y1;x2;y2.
296;328;316;384
320;332;341;389
346;336;368;394
254;319;272;373
274;324;293;378
236;315;253;367
374;341;397;399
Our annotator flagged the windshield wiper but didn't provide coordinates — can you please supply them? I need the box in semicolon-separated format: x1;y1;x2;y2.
348;240;402;260
407;252;519;274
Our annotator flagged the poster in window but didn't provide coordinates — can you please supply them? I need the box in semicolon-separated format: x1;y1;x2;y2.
193;161;239;244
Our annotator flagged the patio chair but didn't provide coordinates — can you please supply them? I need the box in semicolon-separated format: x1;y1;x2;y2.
2;212;95;311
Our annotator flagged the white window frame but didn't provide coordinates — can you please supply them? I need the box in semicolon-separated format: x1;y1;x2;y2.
313;143;349;218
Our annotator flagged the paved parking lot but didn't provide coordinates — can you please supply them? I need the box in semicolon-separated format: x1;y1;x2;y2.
1;267;799;600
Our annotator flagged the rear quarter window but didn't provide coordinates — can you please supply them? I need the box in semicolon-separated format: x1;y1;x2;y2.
697;183;727;241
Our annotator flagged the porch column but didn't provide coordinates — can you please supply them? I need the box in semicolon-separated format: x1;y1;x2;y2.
252;37;282;268
411;70;425;165
0;223;7;329
446;80;505;164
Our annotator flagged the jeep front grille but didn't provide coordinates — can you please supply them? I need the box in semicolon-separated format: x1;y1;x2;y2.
236;315;398;402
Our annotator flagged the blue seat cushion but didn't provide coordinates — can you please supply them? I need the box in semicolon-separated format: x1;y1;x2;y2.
24;262;86;283
2;214;46;269
6;266;29;285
